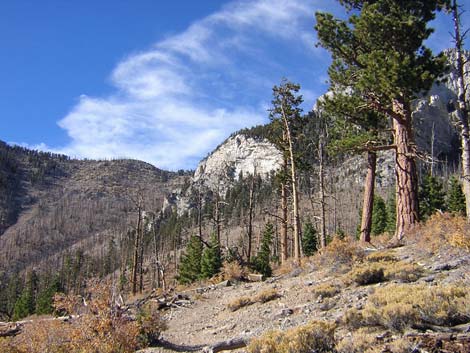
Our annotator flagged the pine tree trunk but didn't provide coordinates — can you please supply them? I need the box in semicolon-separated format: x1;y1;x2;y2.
280;180;288;264
452;0;470;221
319;130;327;248
393;101;419;240
281;106;300;261
360;151;376;242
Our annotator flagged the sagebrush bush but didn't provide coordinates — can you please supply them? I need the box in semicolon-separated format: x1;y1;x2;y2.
351;267;386;285
336;328;380;353
359;283;470;331
227;296;252;311
227;288;279;311
247;320;337;353
365;250;397;263
316;237;364;273
312;282;341;298
222;261;246;281
348;260;424;286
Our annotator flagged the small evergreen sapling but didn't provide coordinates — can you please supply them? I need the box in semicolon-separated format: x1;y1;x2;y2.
447;177;466;215
371;196;387;236
177;236;203;284
252;223;274;278
419;175;446;219
302;221;318;256
201;234;222;279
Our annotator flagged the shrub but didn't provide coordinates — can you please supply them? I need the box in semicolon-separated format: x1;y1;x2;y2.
222;261;245;281
351;267;385;285
312;282;341;298
0;282;165;353
137;302;167;346
365;250;397;263
361;283;470;331
409;213;470;253
247;320;337;353
348;260;424;286
316;237;364;273
227;296;252;311
254;288;280;303
336;328;379;353
227;289;279;311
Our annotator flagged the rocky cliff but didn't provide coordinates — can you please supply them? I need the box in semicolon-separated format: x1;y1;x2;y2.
193;134;283;191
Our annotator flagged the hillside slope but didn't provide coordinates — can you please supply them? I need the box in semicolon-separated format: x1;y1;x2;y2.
0;142;186;274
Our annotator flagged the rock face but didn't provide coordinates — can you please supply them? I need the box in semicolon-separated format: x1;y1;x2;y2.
335;49;470;189
193;134;283;191
412;48;470;162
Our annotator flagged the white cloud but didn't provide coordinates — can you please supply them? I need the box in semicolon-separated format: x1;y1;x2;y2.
48;0;323;170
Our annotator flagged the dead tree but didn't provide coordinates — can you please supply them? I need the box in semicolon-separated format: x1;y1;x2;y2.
451;0;470;221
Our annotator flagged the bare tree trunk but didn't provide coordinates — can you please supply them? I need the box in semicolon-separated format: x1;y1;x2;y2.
318;127;327;248
360;151;377;242
280;179;288;264
281;106;301;261
452;0;470;221
139;218;145;293
197;187;203;240
247;175;255;262
132;202;142;295
393;100;419;240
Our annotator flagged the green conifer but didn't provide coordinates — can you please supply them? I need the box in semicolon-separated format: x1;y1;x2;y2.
252;223;273;277
371;196;387;235
302;221;318;256
201;234;222;279
178;236;203;284
385;190;396;234
447;177;466;215
419;175;446;219
36;275;62;315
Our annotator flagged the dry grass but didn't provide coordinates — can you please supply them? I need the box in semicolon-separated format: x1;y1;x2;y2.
336;328;381;353
348;259;425;286
409;213;470;253
315;237;365;273
222;261;246;281
365;250;397;263
350;266;386;285
227;288;280;311
247;320;336;353
274;258;301;276
346;283;470;332
312;282;341;298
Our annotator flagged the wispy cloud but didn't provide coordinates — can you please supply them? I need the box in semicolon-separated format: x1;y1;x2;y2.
41;0;336;170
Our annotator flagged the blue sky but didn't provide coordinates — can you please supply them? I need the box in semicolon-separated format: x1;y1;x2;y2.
0;0;467;170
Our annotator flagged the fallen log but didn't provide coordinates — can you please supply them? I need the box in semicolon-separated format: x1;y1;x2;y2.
405;332;470;353
0;323;22;337
156;336;250;353
0;315;78;338
203;337;249;353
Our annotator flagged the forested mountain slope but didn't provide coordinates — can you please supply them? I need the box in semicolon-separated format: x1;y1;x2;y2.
0;142;186;274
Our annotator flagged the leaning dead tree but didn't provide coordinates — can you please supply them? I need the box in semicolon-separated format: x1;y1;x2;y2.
450;0;470;221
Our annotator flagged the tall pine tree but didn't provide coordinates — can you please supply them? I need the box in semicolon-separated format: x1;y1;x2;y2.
316;0;448;239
